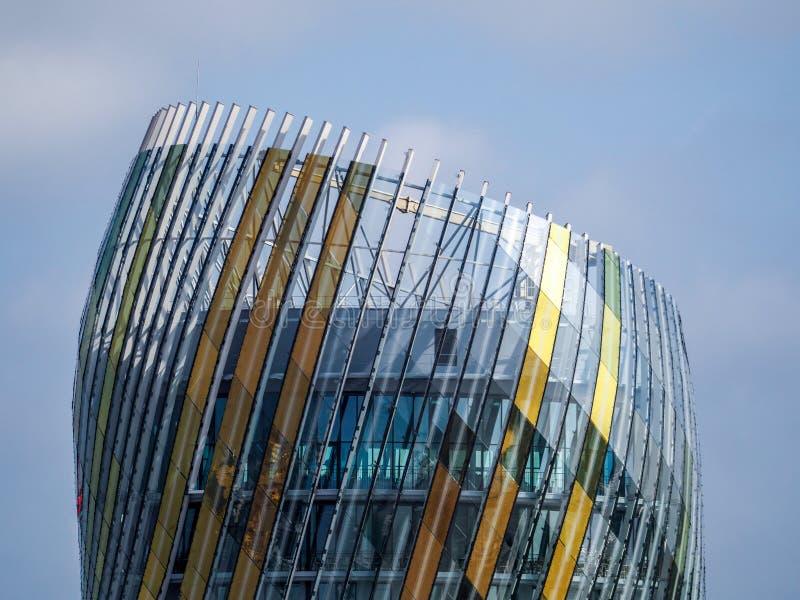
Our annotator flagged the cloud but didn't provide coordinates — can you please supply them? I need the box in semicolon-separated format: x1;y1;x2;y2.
377;115;498;191
0;44;162;156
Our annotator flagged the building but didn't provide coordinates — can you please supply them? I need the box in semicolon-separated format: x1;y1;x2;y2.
73;102;705;599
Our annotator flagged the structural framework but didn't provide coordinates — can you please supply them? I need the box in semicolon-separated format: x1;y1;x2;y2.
73;102;706;600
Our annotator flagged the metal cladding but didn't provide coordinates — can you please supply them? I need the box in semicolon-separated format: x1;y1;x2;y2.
73;102;705;600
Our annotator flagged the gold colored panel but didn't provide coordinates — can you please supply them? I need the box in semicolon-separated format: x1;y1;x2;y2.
590;362;617;441
229;552;261;600
235;313;276;395
186;332;218;408
145;525;170;581
271;364;311;445
422;464;460;542
217;377;253;453
137;585;157;600
204;442;237;517
466;521;504;597
400;589;415;600
482;465;519;537
560;482;593;560
514;352;549;425
171;399;202;477
158;467;186;536
528;294;560;366
241;487;277;565
549;223;571;254
404;524;442;600
540;243;569;308
542;540;576;600
179;565;207;600
183;504;221;590
600;305;621;373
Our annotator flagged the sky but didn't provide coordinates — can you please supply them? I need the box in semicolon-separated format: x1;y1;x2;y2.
0;1;798;598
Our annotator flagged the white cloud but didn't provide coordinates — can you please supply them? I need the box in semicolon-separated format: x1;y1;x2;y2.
0;44;164;158
377;115;498;190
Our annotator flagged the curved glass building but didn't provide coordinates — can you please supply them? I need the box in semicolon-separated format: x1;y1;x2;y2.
74;102;705;600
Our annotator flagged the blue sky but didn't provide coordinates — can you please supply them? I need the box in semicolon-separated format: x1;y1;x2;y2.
0;1;797;597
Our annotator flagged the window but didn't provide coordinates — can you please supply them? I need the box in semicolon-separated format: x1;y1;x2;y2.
434;327;458;367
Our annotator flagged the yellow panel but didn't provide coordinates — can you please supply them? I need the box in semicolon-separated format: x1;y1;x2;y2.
137;586;157;600
528;294;560;366
228;552;261;600
560;482;593;560
141;552;165;598
90;431;104;492
186;504;222;579
274;360;314;440
600;305;621;372
185;332;218;408
540;231;569;307
241;487;278;564
589;362;617;441
549;222;571;254
542;540;576;600
422;464;460;542
157;467;186;536
481;464;519;538
404;524;442;600
466;521;504;597
170;399;201;477
179;565;207;599
217;377;252;452
514;351;550;425
149;522;173;568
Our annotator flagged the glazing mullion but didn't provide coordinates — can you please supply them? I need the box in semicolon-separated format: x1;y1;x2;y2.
309;162;448;599
603;267;655;599
92;105;207;597
619;275;667;599
537;249;620;600
258;149;411;599
640;283;678;597
395;193;510;600
106;138;219;597
499;233;591;600
119;105;253;598
100;104;217;597
74;147;150;455
337;188;479;599
333;192;485;598
77;136;164;548
80;111;177;589
583;262;644;598
648;287;684;597
520;242;604;599
86;140;187;597
181;131;349;598
569;258;638;597
456;221;572;599
487;229;589;600
137;112;301;600
229;148;382;600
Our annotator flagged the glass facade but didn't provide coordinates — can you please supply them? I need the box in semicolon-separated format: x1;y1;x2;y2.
74;102;705;600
